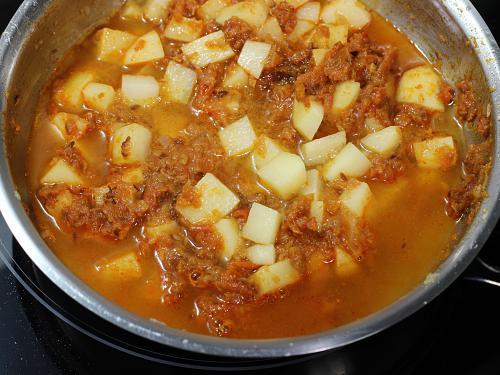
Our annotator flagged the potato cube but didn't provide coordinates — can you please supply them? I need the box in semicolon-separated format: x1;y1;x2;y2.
199;0;231;21
143;0;171;24
283;0;309;8
82;83;115;112
124;31;165;65
297;2;321;23
121;1;143;20
122;168;144;184
333;80;361;113
323;143;372;181
257;17;284;42
222;63;249;89
111;123;152;165
311;24;348;48
242;203;282;245
164;16;203;42
214;218;243;262
215;0;269;29
321;0;371;29
312;48;329;65
253;136;282;169
144;221;179;240
218;116;257;157
247;244;276;266
413;136;457;169
310;200;324;230
364;117;384;133
54;71;94;112
396;65;445;112
251;259;300;295
176;173;240;224
301;169;323;200
94;28;137;64
340;181;372;217
182;31;235;68
237;41;272;79
257;152;307;200
288;20;316;42
335;247;359;277
97;252;142;280
292;98;324;141
360;126;402;158
50;112;90;141
41;159;83;185
300;131;346;167
121;75;160;106
162;61;197;104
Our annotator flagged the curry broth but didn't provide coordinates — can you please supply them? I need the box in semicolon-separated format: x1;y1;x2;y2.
28;1;464;338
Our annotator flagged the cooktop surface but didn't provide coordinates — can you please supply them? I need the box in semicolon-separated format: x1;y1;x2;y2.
0;0;499;374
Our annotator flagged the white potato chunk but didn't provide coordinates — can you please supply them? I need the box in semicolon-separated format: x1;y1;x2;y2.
247;244;276;266
182;31;235;68
122;168;144;184
312;48;329;65
242;203;282;245
121;75;160;106
340;181;372;217
94;28;137;64
283;0;309;8
257;152;307;200
292;98;324;141
297;2;320;23
257;17;284;42
361;126;402;158
218;116;257;157
82;83;115;112
300;131;346;167
214;218;243;262
310;24;348;48
143;0;171;24
144;221;179;240
163;61;197;104
124;31;165;65
121;1;143;20
41;159;84;185
237;41;272;79
215;0;269;29
222;63;249;89
396;65;445;112
97;252;142;280
176;173;240;224
199;0;231;20
164;16;203;42
321;0;371;29
288;20;316;42
50;112;89;141
413;136;457;169
54;71;94;112
335;246;359;277
310;200;324;230
333;80;361;113
111;123;152;165
323;143;372;181
251;259;300;295
364;117;384;133
253;136;282;169
301;169;323;200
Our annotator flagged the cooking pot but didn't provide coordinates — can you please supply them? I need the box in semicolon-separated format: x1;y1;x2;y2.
0;0;499;358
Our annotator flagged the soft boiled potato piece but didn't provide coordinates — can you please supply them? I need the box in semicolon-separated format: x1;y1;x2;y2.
182;31;235;68
163;61;197;104
82;83;115;112
283;0;309;8
361;126;402;158
413;136;457;169
214;218;243;262
164;16;203;42
257;17;285;42
242;203;282;245
323;143;372;181
215;0;269;28
176;173;240;225
144;221;179;240
288;20;316;42
41;159;84;185
297;2;321;23
237;41;272;79
310;24;348;49
94;28;137;64
300;131;346;167
251;259;300;295
333;80;361;113
222;63;249;89
143;0;171;23
301;169;323;200
396;65;445;112
335;246;360;277
218;116;257;157
97;252;142;281
121;1;143;20
312;48;329;65
257;152;307;200
124;31;165;65
340;181;372;217
199;0;231;21
253;135;282;169
321;0;371;29
111;123;152;165
122;75;160;106
310;200;324;230
292;98;324;141
50;112;90;141
122;167;144;184
247;244;276;266
54;71;94;112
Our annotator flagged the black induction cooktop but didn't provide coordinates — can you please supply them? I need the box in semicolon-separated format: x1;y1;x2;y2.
1;1;500;374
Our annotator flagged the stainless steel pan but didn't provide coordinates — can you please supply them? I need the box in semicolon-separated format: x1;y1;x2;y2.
0;0;499;358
